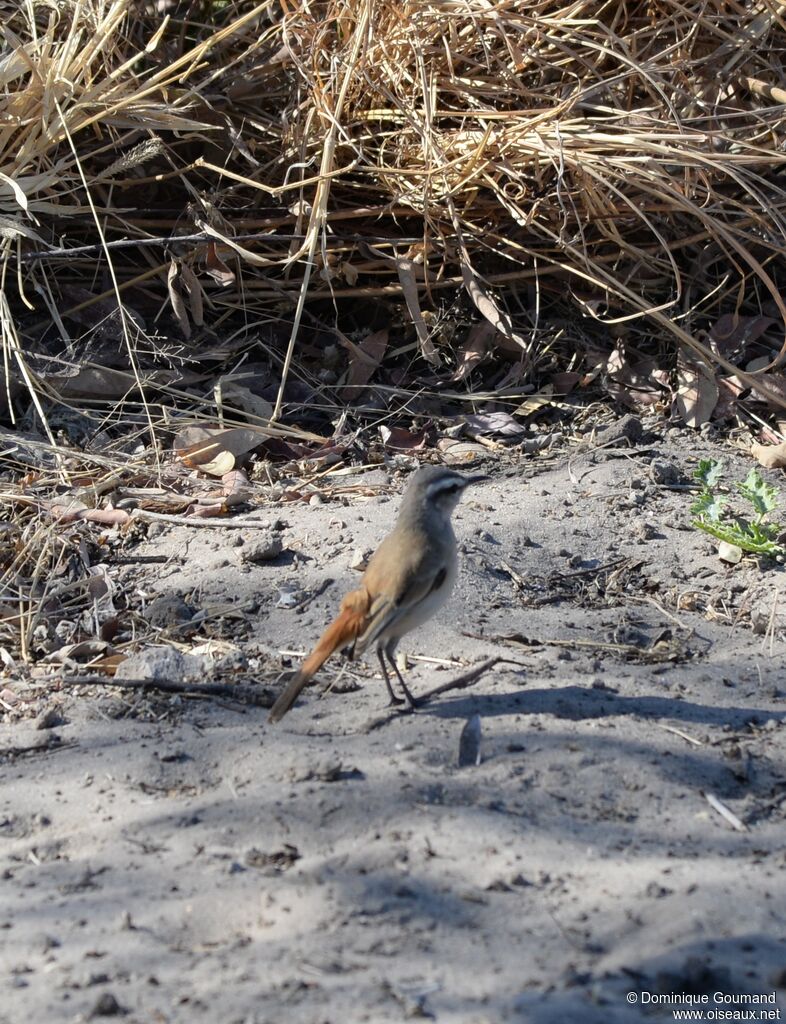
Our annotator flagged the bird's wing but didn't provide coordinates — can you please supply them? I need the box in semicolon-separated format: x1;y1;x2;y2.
356;534;448;650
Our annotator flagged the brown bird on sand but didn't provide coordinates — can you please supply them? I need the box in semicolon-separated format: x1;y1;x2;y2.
268;465;486;723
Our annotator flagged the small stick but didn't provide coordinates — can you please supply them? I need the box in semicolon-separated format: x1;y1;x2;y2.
59;675;274;705
703;791;748;832
653;723;704;747
362;656;521;731
0;739;77;758
130;510;278;529
416;656;517;703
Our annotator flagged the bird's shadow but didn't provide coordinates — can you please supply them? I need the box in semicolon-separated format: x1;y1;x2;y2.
411;684;786;731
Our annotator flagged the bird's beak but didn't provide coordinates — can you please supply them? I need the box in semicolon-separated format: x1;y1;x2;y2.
465;473;489;486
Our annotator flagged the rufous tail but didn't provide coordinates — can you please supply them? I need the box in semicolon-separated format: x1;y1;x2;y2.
268;588;371;723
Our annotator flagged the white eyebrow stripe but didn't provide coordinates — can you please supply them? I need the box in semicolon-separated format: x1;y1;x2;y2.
426;475;464;497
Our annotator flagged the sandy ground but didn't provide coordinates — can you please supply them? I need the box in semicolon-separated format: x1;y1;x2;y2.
2;421;786;1023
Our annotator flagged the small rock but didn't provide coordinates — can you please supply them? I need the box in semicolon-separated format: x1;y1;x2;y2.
350;548;372;572
89;992;125;1018
275;584;301;609
595;414;643;445
242;534;283;563
635;521;658;541
718;541;743;565
115;647;207;685
650;459;681;485
309;493;323;507
35;707;64;731
146;595;195;630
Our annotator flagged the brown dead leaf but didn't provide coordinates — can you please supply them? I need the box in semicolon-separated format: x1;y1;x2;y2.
750;440;786;469
452;322;496;382
437;438;487;466
464;411;527;437
751;371;786;407
379;425;431;450
200;450;237;476
178;261;204;327
552;372;581;395
204;241;236;286
44;640;117;663
460;261;530;357
175;425;267;474
340;261;358;286
713;376;747;421
516;386;556;417
222;468;251;504
709;313;775;359
167;258;191;338
360;242;439;365
217;380;273;423
396;258;440;365
341;328;389;397
674;358;718;428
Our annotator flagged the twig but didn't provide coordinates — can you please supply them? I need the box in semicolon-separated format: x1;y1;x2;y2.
59;675;274;705
653;722;704;747
416;656;519;703
110;554;178;565
703;791;748;832
21;231;423;262
362;656;521;731
0;738;77;757
129;510;278;529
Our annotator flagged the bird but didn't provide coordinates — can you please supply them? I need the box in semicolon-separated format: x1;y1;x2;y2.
268;464;487;723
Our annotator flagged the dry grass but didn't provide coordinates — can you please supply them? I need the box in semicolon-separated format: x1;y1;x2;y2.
2;1;786;398
4;0;786;662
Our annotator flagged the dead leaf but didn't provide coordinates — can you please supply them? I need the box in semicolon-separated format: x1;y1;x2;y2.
675;358;718;428
204;241;235;286
379;425;430;450
750;371;786;407
452;322;496;382
709;313;775;359
463;411;527;437
460;261;530;357
341;328;388;397
713;376;747;421
222;468;251;504
174;426;267;474
216;378;273;423
44;640;116;663
751;440;786;469
178;261;204;327
341;261;359;286
552;372;581;394
200;450;236;476
359;242;438;365
516;386;556;417
396;258;440;365
167;258;191;338
437;438;487;466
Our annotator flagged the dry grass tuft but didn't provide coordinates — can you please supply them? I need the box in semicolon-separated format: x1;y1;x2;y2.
1;1;785;385
3;0;786;664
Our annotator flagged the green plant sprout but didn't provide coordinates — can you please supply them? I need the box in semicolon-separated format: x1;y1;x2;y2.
690;459;785;557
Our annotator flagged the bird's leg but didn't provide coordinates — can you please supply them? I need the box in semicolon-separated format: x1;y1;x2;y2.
377;648;404;706
384;641;421;710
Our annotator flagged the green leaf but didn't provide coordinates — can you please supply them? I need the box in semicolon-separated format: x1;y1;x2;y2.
693;458;724;488
737;469;779;517
690;490;726;522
